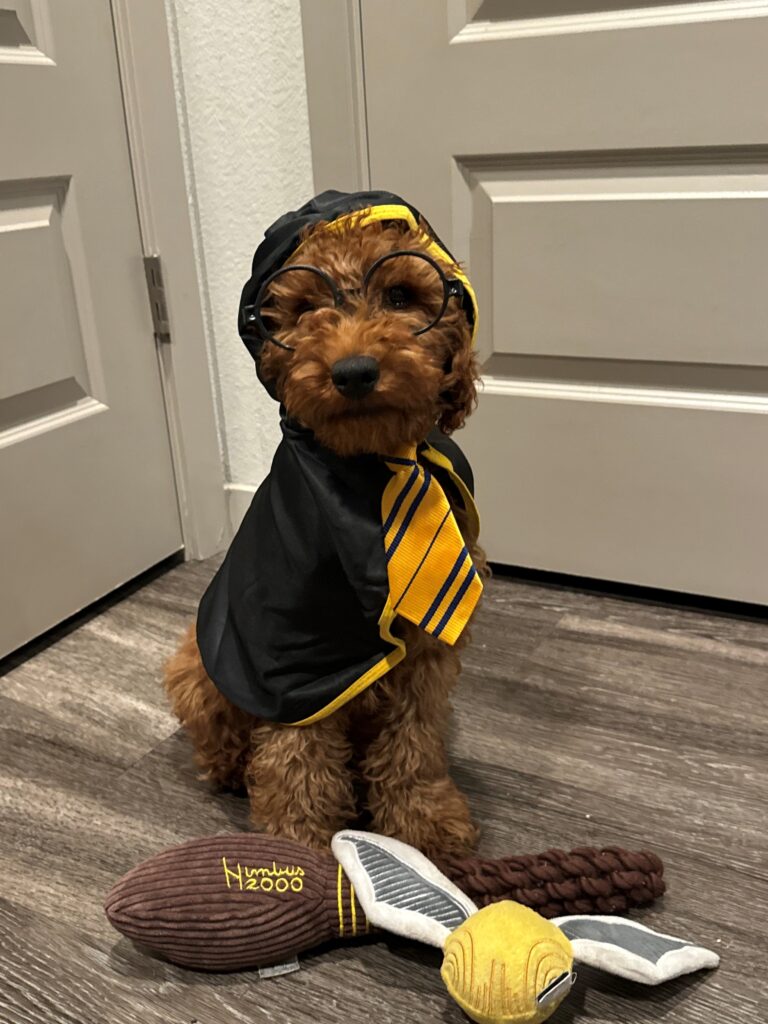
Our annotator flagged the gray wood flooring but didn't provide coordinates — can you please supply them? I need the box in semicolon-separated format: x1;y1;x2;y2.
1;557;766;1023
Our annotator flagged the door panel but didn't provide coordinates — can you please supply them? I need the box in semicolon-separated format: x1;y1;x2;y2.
2;181;93;405
358;0;768;602
475;390;768;602
0;0;182;656
484;164;768;365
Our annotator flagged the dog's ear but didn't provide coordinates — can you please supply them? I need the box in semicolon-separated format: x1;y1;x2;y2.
437;341;478;434
257;341;289;401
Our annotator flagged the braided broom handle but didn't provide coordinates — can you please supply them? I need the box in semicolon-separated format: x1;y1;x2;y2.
438;846;665;918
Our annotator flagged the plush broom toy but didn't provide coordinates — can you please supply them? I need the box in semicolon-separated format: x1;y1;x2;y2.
105;831;717;1024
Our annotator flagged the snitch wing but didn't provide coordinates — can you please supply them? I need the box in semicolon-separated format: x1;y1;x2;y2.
332;831;478;949
553;915;720;985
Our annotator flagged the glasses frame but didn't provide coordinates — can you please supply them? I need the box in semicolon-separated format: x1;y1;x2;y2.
241;249;465;352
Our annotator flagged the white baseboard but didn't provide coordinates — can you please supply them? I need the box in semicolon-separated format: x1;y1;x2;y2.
225;483;258;538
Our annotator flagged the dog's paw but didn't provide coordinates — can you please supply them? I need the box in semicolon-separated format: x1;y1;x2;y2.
369;776;479;860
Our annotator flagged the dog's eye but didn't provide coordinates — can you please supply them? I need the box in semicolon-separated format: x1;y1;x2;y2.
385;285;413;310
293;300;317;317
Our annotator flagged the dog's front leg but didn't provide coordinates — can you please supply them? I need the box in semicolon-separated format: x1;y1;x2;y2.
359;643;479;859
245;712;356;849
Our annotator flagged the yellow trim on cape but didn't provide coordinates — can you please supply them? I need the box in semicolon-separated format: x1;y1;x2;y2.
291;442;480;726
292;203;479;345
291;594;406;726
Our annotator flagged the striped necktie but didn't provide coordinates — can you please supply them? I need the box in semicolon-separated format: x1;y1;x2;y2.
381;447;483;645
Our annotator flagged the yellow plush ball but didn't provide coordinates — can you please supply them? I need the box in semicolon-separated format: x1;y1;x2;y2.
440;902;574;1024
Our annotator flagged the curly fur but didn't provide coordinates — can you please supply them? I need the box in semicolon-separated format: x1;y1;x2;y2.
165;216;486;859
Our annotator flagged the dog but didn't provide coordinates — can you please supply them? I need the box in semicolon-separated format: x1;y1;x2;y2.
165;191;487;858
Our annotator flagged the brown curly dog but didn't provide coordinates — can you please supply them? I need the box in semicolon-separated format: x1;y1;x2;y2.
165;212;487;859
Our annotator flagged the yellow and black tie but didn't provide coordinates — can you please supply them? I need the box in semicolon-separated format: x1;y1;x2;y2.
381;448;482;645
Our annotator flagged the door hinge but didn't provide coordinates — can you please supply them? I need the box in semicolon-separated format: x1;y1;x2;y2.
143;254;171;342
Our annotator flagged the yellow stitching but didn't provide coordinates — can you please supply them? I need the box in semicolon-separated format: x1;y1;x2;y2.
222;859;304;892
337;863;345;938
350;882;357;937
221;856;242;890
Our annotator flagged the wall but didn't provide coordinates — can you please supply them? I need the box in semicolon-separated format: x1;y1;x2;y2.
164;0;314;533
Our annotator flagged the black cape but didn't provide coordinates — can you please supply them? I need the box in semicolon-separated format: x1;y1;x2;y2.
196;417;478;725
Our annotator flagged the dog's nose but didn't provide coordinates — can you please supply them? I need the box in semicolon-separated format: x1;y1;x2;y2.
331;355;380;399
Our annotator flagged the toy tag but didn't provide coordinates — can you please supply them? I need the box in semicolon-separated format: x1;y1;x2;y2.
259;957;300;979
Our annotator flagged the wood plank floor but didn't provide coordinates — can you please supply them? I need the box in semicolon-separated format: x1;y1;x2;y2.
1;557;766;1023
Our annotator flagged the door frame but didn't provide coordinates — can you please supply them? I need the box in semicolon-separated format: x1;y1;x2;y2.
300;0;370;194
110;0;227;559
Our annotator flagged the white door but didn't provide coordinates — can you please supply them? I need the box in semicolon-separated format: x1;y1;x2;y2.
0;0;182;656
356;0;768;603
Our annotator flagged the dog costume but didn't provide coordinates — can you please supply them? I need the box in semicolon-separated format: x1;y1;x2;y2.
196;191;482;725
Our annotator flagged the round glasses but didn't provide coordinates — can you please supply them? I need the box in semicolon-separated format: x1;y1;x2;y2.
241;249;466;351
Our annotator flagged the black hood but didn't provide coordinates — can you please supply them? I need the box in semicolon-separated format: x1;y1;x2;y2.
237;189;478;392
